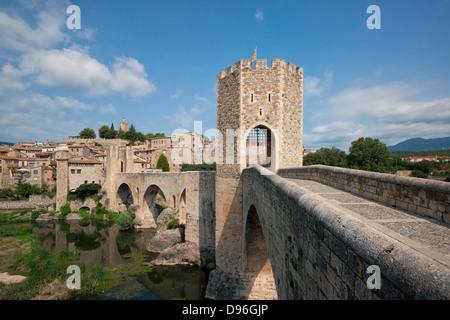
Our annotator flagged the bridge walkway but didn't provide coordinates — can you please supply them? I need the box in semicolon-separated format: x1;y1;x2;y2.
285;179;450;267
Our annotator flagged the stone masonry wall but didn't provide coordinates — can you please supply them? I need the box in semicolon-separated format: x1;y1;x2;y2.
0;195;54;212
214;58;303;278
239;166;449;300
277;165;450;224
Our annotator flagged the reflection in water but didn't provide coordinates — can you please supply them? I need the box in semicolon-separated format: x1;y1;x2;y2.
31;220;208;300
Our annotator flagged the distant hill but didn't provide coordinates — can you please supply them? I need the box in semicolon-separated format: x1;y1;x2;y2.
0;141;14;146
387;137;450;152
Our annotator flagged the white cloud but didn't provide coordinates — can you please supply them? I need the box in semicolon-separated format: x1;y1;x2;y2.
304;80;450;150
164;105;205;129
99;104;117;113
304;72;333;97
254;9;264;22
170;90;184;99
110;57;156;97
15;48;155;97
0;8;66;53
328;81;450;123
194;94;210;104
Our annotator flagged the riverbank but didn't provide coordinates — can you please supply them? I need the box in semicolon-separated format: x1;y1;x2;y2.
0;210;209;300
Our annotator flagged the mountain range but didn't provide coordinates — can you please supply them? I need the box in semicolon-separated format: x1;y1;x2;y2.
387;137;450;151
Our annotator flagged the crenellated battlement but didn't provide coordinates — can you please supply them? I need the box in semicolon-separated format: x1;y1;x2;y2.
218;58;303;79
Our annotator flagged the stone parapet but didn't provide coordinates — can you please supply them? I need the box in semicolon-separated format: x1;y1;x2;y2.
240;166;449;300
277;165;450;224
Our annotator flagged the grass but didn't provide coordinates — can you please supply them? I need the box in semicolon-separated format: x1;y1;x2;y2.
0;206;144;300
1;243;110;300
95;252;154;299
0;222;32;237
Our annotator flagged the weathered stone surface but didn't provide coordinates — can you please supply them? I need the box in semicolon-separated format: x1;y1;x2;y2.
156;208;178;232
31;279;69;300
147;228;183;253
154;241;201;266
0;272;27;285
65;213;83;221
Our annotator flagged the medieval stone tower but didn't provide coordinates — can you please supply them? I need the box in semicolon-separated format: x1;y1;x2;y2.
212;58;303;297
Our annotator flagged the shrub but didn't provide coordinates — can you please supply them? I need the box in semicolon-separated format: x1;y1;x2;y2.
60;203;71;216
105;211;120;221
116;212;135;231
411;170;428;179
58;250;74;261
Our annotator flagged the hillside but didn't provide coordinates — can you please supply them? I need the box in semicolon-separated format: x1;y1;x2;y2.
387;137;450;152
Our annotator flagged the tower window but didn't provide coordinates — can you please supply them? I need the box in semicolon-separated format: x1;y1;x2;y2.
268;93;271;102
251;93;254;103
260;108;262;116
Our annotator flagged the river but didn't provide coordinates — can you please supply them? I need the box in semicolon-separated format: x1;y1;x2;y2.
31;219;209;300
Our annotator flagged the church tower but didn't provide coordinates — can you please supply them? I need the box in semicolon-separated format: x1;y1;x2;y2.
119;118;129;132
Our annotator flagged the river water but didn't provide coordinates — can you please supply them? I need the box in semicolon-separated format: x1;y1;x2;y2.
31;220;209;300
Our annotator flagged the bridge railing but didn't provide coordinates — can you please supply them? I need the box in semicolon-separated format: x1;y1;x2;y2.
277;165;450;224
243;165;450;300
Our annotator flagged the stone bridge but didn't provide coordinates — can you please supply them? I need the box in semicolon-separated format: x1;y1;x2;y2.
105;170;216;261
206;165;450;300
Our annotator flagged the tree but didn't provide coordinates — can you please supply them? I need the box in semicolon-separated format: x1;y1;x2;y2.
75;183;101;196
79;128;96;139
304;147;348;167
98;125;110;138
145;133;166;139
104;123;117;139
348;137;394;173
157;154;170;172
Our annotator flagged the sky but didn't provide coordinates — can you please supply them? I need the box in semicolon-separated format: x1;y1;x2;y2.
0;0;449;151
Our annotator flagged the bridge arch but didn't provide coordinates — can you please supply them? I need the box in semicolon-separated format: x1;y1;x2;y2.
142;184;168;225
179;188;187;225
117;183;134;209
242;204;277;299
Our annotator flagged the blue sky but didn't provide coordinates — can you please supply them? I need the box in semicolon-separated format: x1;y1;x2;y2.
0;0;449;151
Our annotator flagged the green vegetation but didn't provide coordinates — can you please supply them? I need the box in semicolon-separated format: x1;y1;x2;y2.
0;222;32;237
0;189;15;200
304;137;449;181
390;149;450;158
163;212;182;230
145;133;165;139
1;181;56;200
97;252;154;299
59;203;71;217
66;183;101;202
79;128;96;139
181;162;216;171
58;250;74;261
304;137;394;173
98;122;165;145
348;137;393;173
1;244;109;300
157;154;170;172
14;182;44;198
116;212;135;231
303;148;347;168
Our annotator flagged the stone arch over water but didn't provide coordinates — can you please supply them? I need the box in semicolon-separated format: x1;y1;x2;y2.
242;204;277;299
142;184;166;226
117;183;134;209
179;188;187;225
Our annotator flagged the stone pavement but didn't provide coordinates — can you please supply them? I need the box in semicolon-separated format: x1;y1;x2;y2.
286;179;450;266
